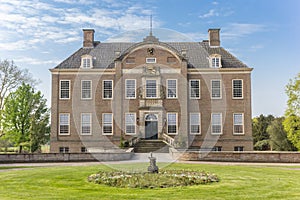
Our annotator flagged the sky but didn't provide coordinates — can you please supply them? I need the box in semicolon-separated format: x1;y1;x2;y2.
0;0;299;117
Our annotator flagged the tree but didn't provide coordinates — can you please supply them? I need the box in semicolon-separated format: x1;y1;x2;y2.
283;73;300;150
2;83;49;153
267;117;296;151
252;114;274;150
0;59;36;137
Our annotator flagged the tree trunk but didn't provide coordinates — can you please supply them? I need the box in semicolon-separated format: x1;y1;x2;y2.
19;145;23;154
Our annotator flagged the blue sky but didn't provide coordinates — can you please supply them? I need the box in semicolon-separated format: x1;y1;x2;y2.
0;0;299;117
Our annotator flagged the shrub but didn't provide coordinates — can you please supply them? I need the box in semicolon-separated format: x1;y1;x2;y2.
88;169;219;189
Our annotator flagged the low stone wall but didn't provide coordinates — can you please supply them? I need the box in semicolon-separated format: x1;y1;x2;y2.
170;148;300;163
0;151;133;163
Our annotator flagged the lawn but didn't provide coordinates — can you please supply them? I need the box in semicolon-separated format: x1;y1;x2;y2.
0;163;299;200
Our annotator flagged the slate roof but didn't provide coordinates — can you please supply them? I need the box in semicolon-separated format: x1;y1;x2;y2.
55;40;249;69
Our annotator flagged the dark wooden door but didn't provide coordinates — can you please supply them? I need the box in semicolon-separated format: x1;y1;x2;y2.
145;121;158;139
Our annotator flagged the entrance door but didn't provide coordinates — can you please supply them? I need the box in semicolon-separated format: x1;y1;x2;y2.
145;114;158;140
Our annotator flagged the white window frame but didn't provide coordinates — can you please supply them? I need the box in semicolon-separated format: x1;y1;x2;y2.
81;113;92;135
233;113;244;135
125;79;136;99
146;79;157;98
103;80;113;99
190;113;201;135
59;80;70;99
189;79;200;99
125;113;136;135
102;113;113;135
211;80;222;99
211;113;222;135
167;113;178;135
81;80;92;100
146;57;156;63
81;55;93;69
232;79;244;99
167;79;177;99
59;113;70;135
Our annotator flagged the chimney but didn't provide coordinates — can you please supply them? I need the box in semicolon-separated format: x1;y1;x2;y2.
83;29;95;48
208;29;220;47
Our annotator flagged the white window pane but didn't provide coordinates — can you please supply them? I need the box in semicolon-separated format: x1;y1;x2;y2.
190;80;200;98
126;80;136;98
167;80;177;98
146;80;157;98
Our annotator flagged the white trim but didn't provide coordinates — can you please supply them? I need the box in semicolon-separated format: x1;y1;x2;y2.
189;79;201;99
81;113;92;135
211;113;222;135
233;113;244;135
59;80;70;100
190;113;201;135
125;79;136;99
102;113;113;135
211;79;222;99
81;80;92;100
166;79;177;99
80;54;93;69
125;113;136;135
59;113;70;135
167;112;178;135
102;80;113;99
232;79;244;99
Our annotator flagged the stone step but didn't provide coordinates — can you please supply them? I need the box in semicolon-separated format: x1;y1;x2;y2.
134;140;169;153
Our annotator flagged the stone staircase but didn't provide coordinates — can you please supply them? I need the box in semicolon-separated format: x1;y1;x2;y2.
133;140;169;153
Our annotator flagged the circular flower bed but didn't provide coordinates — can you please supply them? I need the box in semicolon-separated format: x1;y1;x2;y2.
88;170;219;189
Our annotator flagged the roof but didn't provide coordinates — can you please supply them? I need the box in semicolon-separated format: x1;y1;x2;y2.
54;40;249;69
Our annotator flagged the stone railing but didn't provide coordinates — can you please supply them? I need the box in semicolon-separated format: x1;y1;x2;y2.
128;136;140;147
162;133;175;147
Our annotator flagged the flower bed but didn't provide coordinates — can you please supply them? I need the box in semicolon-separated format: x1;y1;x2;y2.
88;170;219;189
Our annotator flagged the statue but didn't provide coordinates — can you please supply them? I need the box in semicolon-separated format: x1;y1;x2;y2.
147;152;159;173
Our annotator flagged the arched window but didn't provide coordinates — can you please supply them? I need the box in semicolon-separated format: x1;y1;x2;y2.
81;55;93;68
210;54;222;68
145;114;158;121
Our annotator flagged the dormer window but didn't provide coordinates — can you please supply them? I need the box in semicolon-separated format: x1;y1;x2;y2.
210;54;222;68
81;55;93;68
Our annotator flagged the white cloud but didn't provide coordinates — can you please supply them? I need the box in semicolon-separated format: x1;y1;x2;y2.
222;23;266;40
199;9;219;18
14;56;60;66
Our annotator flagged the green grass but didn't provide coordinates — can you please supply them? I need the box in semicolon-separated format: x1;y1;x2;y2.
0;163;299;200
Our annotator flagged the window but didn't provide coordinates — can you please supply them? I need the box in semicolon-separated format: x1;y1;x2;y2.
167;79;177;98
103;80;113;99
81;113;92;135
167;57;176;63
60;80;70;99
233;79;243;99
146;80;157;98
211;57;221;68
102;113;113;135
146;57;156;63
212;146;222;152
190;113;201;134
189;80;200;99
233;113;244;134
234;146;244;152
81;80;91;99
81;147;87;153
211;80;221;99
59;147;69;153
81;55;93;68
167;113;177;134
59;113;70;135
211;113;222;135
126;57;135;64
125;79;136;99
125;113;136;135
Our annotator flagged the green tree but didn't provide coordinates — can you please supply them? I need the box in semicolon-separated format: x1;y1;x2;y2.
252;114;274;150
2;83;49;153
267;117;296;151
0;59;36;138
283;73;300;150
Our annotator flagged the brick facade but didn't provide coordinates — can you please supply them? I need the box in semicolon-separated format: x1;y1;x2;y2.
50;28;253;153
